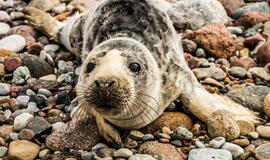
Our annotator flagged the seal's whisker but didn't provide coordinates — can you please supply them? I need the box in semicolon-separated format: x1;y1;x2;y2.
136;98;159;117
132;100;154;122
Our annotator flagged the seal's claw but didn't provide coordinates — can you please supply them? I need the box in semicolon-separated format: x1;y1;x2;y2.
23;7;59;41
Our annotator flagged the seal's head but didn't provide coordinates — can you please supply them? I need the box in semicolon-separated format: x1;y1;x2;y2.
74;37;161;128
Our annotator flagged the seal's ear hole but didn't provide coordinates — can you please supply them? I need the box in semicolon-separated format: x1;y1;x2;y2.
86;63;95;73
129;63;141;72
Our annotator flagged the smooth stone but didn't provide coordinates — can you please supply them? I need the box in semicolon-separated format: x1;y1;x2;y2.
39;74;57;81
26;117;52;135
182;39;197;53
0;146;7;158
192;67;226;80
38;149;50;159
0;125;14;138
92;143;108;151
172;127;193;140
170;140;182;147
0;83;10;95
141;134;155;142
256;125;270;138
227;27;243;35
44;44;59;52
195;141;206;148
128;154;156;160
12;66;31;84
113;148;133;158
0;10;10;21
221;142;244;158
129;130;144;141
248;67;270;81
27;102;40;113
231;139;250;147
16;95;30;107
0;35;26;52
0;22;10;35
229;67;247;78
13;112;34;131
255;143;270;160
168;0;228;30
209;137;226;149
8;140;40;160
3;109;11;119
37;88;52;97
4;56;23;72
52;122;66;131
195;48;206;58
188;148;232;160
57;73;74;84
10;132;19;141
18;128;35;140
81;152;94;160
232;2;270;19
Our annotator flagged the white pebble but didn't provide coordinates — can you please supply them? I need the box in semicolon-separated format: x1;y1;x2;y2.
221;142;244;158
0;22;10;35
0;83;10;96
0;34;26;52
13;112;34;131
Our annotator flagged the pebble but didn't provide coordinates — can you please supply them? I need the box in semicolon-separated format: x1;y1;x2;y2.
10;132;19;140
92;143;108;151
81;151;94;160
188;148;232;160
227;27;243;35
195;48;206;58
57;73;74;84
27;101;40;112
0;22;10;35
0;83;10;95
38;88;53;97
52;122;66;131
39;149;50;159
12;66;31;84
26;117;52;135
192;67;226;81
8;140;40;160
247;132;259;140
255;143;270;160
256;125;270;138
128;154;156;160
0;34;26;52
172;127;193;140
114;148;133;158
13;112;34;131
221;142;244;158
0;146;7;158
231;139;250;147
209;137;226;149
4;56;22;72
18;128;35;140
195;140;206;148
3;109;11;119
229;67;247;78
142;134;155;142
249;67;270;81
0;10;10;21
233;2;270;19
182;39;197;53
16;95;30;107
44;44;60;53
39;74;57;81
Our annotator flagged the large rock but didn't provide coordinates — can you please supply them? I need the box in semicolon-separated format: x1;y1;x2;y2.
188;148;232;160
141;112;193;134
226;85;270;112
184;24;235;58
138;141;184;160
46;116;101;151
234;11;270;28
232;2;270;19
217;0;245;16
167;0;228;30
8;140;40;160
18;54;54;78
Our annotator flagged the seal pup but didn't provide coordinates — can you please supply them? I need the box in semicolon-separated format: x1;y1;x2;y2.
23;0;259;145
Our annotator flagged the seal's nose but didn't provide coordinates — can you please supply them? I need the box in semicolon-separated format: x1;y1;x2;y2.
94;79;116;89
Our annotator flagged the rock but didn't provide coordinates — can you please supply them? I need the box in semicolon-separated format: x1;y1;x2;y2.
18;129;35;140
256;125;270;138
226;85;270;112
114;148;133;158
27;102;40;113
221;142;244;158
257;38;270;66
217;0;244;16
139;141;184;160
255;143;270;160
44;44;59;53
229;67;247;78
91;143;108;151
28;0;60;11
38;149;50;159
209;137;226;149
46;116;101;150
188;148;232;160
142;112;193;134
12;66;31;84
0;64;5;77
26;117;52;135
0;125;14;138
129;154;156;160
227;26;243;35
0;22;10;35
81;152;94;160
0;83;10;95
195;48;206;58
248;67;270;81
192;67;226;80
4;56;22;72
129;130;144;141
168;0;227;30
0;49;16;58
232;2;270;19
231;139;250;147
247;132;259;139
0;10;10;21
195;141;206;148
142;134;155;142
184;24;235;58
182;39;197;53
206;110;240;141
172;127;193;140
264;20;270;34
18;54;54;78
13;112;34;131
39;74;57;81
234;12;270;28
0;146;7;158
52;122;65;131
9;25;38;38
264;92;270;118
8;140;40;160
0;35;26;52
244;33;264;49
16;95;30;107
230;56;256;70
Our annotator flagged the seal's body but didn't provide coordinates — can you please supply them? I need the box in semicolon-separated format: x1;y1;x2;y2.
24;0;259;145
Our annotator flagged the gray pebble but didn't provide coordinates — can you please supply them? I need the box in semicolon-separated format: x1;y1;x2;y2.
172;127;193;140
10;132;19;140
0;83;10;95
38;88;52;97
57;73;74;84
12;66;31;84
229;67;247;78
39;50;47;60
209;137;226;149
52;122;66;131
27;102;40;113
3;109;11;119
16;95;30;107
81;151;94;160
227;27;243;35
114;148;133;158
221;142;244;158
0;10;10;21
196;48;206;58
142;134;155;142
44;44;59;52
0;146;7;158
91;143;108;151
182;39;197;53
26;89;36;96
170;140;182;147
188;148;232;160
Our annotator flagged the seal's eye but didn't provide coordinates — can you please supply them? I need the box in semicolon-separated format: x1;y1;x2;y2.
129;63;141;72
86;63;95;73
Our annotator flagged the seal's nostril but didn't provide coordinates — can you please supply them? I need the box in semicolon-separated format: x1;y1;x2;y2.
95;79;116;88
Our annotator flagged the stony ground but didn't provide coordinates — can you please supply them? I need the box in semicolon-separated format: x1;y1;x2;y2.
0;0;270;160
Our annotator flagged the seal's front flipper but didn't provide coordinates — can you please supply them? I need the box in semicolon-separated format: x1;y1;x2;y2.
23;7;59;41
95;114;122;147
